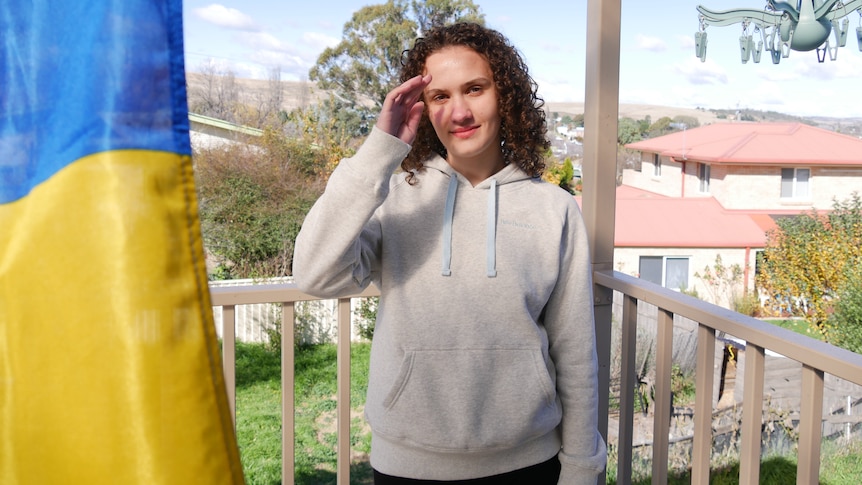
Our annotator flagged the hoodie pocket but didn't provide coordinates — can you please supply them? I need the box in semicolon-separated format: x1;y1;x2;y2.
372;348;562;452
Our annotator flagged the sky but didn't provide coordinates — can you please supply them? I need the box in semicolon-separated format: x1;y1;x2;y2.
181;0;862;119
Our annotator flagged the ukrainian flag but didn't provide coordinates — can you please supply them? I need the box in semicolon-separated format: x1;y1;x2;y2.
0;1;244;483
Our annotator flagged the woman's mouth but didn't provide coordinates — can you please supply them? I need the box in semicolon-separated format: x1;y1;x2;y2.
451;126;478;139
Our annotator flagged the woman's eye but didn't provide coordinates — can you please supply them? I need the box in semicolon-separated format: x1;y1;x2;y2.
468;86;483;95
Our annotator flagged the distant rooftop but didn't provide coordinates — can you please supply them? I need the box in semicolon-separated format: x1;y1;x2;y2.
189;113;263;138
576;185;772;248
626;122;862;167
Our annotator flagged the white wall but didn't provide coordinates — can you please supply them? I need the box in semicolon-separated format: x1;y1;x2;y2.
621;153;684;197
624;159;862;211
614;246;758;309
209;278;373;345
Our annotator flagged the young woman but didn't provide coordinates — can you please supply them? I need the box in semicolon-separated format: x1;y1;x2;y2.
293;22;606;484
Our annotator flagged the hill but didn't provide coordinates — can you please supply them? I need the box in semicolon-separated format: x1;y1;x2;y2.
185;75;862;135
546;102;725;125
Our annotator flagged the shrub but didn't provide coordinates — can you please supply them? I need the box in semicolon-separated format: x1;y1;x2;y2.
354;297;378;341
827;262;862;353
733;291;762;317
195;131;330;279
543;157;576;194
695;254;746;309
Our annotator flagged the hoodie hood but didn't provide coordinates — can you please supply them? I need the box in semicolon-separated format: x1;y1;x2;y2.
421;156;534;278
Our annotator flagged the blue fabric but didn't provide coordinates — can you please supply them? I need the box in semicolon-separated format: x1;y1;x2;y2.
0;0;190;203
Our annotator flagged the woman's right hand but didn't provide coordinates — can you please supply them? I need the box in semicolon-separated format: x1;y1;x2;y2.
375;74;431;145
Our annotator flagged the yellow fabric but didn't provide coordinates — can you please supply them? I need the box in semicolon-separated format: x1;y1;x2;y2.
0;150;244;484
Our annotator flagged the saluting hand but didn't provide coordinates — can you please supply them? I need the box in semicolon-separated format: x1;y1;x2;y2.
375;74;431;145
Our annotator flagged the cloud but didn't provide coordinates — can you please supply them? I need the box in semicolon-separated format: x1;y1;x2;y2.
534;76;584;103
758;65;802;82
635;34;667;52
790;49;862;81
677;34;695;50
301;32;339;51
193;4;258;31
674;58;729;85
249;50;307;71
236;31;289;52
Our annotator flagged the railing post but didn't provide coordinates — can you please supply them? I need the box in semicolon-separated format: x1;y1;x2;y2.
336;298;352;485
739;344;765;483
593;289;613;484
652;309;674;485
692;324;716;485
222;304;237;424
282;302;296;485
617;295;638;484
797;365;825;484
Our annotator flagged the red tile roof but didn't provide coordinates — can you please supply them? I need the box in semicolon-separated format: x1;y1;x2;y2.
625;122;862;166
577;185;769;248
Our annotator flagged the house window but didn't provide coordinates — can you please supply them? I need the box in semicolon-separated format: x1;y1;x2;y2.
780;168;809;198
699;163;710;193
653;154;661;176
639;256;689;291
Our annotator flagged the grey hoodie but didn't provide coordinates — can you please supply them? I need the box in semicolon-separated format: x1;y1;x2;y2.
293;127;607;484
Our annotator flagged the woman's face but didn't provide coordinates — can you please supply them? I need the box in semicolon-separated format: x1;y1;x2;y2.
422;45;503;168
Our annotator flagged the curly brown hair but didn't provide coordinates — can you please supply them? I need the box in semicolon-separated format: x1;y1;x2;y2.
399;22;549;179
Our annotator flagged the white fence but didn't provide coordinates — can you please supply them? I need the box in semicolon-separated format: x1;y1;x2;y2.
209;277;374;344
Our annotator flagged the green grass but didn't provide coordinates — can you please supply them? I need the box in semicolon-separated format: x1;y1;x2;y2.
765;318;826;340
236;340;861;485
235;342;372;485
606;438;862;484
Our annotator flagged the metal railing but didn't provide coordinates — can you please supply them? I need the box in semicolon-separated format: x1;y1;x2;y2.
210;271;862;485
594;269;862;485
210;283;379;485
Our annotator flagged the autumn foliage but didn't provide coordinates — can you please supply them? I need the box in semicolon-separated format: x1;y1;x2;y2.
757;193;862;338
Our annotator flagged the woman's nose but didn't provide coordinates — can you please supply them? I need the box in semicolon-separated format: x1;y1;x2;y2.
449;96;472;123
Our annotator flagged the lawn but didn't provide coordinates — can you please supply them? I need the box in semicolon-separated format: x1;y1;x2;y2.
765;318;824;339
606;438;862;484
235;342;373;485
235;341;861;485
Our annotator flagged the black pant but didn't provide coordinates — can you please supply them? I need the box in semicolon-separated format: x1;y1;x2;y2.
373;455;561;485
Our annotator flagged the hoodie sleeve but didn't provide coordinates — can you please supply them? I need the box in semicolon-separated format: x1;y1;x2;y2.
292;127;411;298
543;200;608;485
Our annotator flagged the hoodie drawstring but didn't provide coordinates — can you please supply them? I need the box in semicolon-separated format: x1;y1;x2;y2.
440;174;498;278
441;175;457;276
486;179;497;277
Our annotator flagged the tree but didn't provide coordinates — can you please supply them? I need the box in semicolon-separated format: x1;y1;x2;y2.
757;193;862;333
188;63;240;123
570;113;585;128
617;117;642;145
188;64;285;129
309;0;484;111
647;116;673;138
672;115;700;129
411;0;482;31
637;115;651;135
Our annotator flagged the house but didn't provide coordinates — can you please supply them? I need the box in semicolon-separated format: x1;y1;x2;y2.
577;185;770;308
189;112;263;150
608;122;862;308
554;125;585;142
623;122;862;211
